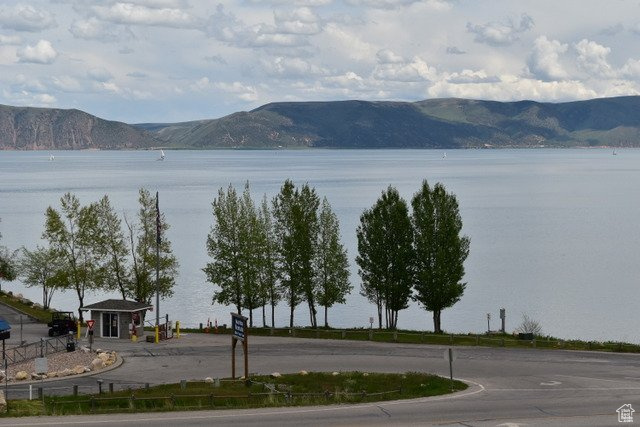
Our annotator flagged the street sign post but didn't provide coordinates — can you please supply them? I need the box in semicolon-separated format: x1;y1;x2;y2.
87;319;95;350
230;313;249;382
443;348;456;390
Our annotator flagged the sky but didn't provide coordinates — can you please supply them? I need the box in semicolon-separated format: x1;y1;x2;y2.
2;0;640;123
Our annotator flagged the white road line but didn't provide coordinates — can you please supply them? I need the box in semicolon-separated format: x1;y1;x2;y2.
555;374;638;383
0;379;487;426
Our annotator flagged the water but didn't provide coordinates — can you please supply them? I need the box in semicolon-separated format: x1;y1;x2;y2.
0;149;637;343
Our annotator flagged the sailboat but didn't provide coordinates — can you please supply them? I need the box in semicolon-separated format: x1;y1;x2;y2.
158;149;165;161
49;154;54;161
612;148;617;156
442;152;447;159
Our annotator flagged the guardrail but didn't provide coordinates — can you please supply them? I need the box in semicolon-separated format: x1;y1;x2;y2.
4;336;74;365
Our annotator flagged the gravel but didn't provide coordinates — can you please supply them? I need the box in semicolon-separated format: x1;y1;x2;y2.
4;349;109;383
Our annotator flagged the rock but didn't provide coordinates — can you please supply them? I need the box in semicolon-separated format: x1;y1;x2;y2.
0;391;6;414
331;372;340;376
95;348;103;354
204;377;213;383
0;370;5;381
84;367;91;373
299;370;308;376
73;365;85;375
270;372;281;378
98;353;109;362
60;368;73;377
363;372;369;377
31;373;46;380
15;371;29;381
16;293;22;299
91;358;104;370
80;346;90;353
48;371;58;378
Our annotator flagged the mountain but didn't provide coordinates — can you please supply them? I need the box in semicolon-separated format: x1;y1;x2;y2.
5;96;640;150
141;96;640;149
0;105;158;150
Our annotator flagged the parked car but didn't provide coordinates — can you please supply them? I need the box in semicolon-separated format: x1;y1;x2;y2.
47;312;77;337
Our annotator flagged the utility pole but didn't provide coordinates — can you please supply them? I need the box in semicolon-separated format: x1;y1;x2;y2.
155;191;160;328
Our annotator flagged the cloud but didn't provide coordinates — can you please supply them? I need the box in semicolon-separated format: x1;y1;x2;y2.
467;13;534;46
373;56;437;82
599;23;624;36
376;49;404;64
344;0;430;9
445;69;500;84
214;81;259;102
51;75;84;92
263;56;326;78
574;39;614;78
0;4;57;32
69;17;133;42
127;71;148;78
527;36;569;81
273;7;322;35
446;46;465;55
17;40;58;64
0;35;22;46
87;67;113;82
204;54;226;64
90;2;198;28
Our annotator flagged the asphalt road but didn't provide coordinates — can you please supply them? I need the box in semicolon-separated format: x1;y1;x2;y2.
0;331;637;426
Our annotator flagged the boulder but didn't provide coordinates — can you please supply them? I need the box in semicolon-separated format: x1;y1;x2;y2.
84;367;91;373
91;358;104;370
331;372;340;376
363;372;369;377
0;370;5;381
80;346;90;353
270;372;281;378
204;377;213;383
48;371;58;378
15;371;29;381
299;370;308;376
97;353;109;362
73;365;85;375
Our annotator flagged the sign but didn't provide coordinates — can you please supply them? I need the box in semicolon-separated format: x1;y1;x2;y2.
35;357;48;374
443;348;457;362
231;313;247;342
86;320;95;330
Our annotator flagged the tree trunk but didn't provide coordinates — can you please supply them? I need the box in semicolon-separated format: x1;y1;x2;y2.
262;304;266;327
271;301;275;328
324;305;328;328
249;308;253;327
77;290;84;322
377;303;382;329
433;310;442;334
289;304;294;328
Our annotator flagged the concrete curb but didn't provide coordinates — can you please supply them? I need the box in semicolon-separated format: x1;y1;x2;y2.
6;354;124;386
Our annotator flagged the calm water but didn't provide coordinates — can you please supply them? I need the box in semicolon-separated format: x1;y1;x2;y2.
0;149;638;342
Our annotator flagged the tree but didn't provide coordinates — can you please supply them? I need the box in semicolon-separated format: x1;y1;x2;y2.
238;183;264;327
0;220;17;291
17;246;64;309
356;186;414;330
272;180;320;328
126;189;178;311
315;197;351;328
257;196;280;327
204;184;244;315
43;193;104;321
411;181;470;334
96;195;130;300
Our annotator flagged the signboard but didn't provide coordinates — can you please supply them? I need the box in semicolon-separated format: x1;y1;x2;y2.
35;357;48;374
86;320;95;330
231;313;247;342
443;348;457;362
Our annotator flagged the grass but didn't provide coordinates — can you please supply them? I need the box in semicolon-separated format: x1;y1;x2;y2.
179;325;640;354
0;291;54;324
22;372;466;416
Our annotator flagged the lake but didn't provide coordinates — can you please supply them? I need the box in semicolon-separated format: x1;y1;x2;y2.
0;149;637;342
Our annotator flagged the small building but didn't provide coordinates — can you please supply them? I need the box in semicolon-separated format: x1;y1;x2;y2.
80;299;152;339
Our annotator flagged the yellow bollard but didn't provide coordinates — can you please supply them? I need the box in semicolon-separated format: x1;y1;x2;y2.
176;320;180;338
155;325;159;343
77;321;81;340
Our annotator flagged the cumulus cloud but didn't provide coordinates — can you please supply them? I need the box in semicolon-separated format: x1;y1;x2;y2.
373;56;437;82
90;2;198;28
263;56;326;78
0;4;57;32
467;13;534;46
574;39;614;78
527;36;569;81
17;40;58;64
214;81;259;102
87;67;113;82
344;0;430;9
445;69;500;84
376;49;404;64
69;17;134;42
273;7;321;35
323;71;366;88
446;46;465;55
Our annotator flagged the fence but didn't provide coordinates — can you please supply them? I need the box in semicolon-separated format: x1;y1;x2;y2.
3;335;74;365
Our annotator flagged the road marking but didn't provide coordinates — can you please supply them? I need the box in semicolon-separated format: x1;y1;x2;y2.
539;380;561;386
0;379;487;426
489;386;640;391
496;423;528;427
556;374;635;383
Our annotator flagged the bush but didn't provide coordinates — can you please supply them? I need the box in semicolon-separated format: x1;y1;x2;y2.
516;313;543;336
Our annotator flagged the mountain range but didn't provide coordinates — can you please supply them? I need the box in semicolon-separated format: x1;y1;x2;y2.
3;96;640;150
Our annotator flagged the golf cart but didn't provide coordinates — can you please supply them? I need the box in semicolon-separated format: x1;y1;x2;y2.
48;312;78;337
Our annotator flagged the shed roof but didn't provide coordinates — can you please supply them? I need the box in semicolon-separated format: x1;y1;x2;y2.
80;299;153;312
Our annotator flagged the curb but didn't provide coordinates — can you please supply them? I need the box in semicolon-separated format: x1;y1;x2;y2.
7;354;124;386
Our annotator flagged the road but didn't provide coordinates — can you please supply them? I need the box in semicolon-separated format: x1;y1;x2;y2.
0;332;638;426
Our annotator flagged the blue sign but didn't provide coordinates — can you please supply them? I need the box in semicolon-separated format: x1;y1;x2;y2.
231;313;247;342
0;317;11;331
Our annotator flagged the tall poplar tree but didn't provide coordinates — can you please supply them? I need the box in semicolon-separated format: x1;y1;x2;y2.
204;185;244;315
356;187;414;329
96;195;130;300
315;197;351;328
412;181;470;333
17;246;64;309
257;196;280;327
43;193;102;321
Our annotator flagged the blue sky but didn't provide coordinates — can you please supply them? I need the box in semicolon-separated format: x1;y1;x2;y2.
2;0;640;123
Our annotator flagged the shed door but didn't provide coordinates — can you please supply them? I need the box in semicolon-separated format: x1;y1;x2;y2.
102;313;119;338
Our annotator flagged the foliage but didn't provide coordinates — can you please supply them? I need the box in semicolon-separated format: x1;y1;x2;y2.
95;195;130;300
16;246;64;309
517;313;543;336
315;197;351;327
0;219;17;289
43;193;103;321
126;189;178;309
356;186;414;329
257;195;280;327
411;181;470;333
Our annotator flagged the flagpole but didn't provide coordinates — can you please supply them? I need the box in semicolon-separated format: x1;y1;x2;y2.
155;191;160;328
